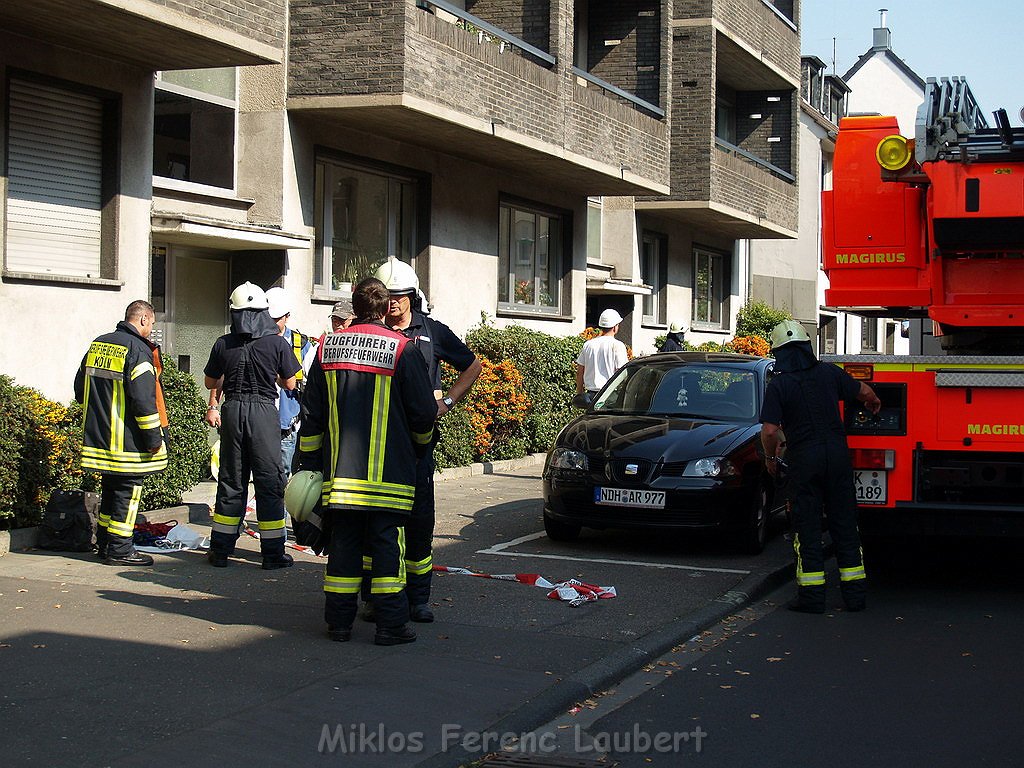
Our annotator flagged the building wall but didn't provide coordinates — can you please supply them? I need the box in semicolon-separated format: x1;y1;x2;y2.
0;32;154;401
585;0;661;107
749;108;826;325
152;0;286;47
465;0;550;52
846;56;923;137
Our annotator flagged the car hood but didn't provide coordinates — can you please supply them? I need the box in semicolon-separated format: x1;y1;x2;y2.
557;414;760;461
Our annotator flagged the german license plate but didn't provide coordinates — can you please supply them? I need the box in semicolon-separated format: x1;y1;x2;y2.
854;470;887;505
595;487;666;509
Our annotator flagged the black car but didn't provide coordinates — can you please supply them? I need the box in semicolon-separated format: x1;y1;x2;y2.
543;352;782;553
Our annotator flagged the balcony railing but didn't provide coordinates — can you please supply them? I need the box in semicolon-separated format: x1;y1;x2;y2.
571;67;665;119
715;137;795;182
416;0;556;67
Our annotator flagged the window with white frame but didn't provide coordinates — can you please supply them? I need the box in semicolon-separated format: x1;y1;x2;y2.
4;76;117;280
315;157;418;291
693;246;729;329
641;231;666;324
153;68;237;190
498;200;564;313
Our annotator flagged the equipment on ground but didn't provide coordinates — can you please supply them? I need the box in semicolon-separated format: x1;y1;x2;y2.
821;76;1024;535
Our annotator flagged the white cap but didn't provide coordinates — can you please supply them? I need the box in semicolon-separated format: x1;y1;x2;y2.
266;287;290;319
598;309;624;329
669;321;686;334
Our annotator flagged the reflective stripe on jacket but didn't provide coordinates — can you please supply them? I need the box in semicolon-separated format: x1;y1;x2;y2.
74;321;168;475
297;321;436;514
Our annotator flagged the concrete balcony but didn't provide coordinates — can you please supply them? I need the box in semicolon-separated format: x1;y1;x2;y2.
287;0;669;197
638;0;799;239
0;0;283;69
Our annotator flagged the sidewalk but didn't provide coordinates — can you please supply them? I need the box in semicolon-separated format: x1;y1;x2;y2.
0;457;792;768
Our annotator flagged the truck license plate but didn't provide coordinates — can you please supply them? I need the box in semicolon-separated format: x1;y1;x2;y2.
854;470;887;505
595;487;666;509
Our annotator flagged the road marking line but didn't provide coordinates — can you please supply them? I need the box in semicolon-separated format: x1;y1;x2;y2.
477;532;751;575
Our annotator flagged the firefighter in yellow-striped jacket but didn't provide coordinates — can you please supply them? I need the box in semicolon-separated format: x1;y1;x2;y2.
297;278;436;646
74;300;169;566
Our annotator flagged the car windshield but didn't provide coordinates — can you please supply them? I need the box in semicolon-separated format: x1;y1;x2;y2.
593;363;759;420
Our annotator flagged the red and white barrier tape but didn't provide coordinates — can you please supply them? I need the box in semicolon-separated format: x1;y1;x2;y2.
242;523;324;555
432;565;616;606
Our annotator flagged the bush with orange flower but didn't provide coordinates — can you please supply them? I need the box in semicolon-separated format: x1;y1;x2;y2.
728;334;771;357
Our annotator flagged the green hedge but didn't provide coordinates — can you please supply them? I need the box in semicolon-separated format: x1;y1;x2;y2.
141;358;211;511
434;317;584;468
0;358;210;528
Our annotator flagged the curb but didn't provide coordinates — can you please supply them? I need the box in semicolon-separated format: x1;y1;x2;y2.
0;453;550;556
414;560;795;768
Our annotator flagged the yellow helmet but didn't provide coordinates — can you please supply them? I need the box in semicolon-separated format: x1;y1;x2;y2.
770;320;811;349
284;470;323;522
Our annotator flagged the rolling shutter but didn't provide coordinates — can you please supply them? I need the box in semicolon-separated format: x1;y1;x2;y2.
5;78;104;278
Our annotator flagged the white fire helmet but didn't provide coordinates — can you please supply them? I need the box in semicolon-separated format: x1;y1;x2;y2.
373;256;419;294
229;281;269;310
265;287;290;319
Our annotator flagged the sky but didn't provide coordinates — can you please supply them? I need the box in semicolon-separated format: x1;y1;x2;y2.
800;1;1023;125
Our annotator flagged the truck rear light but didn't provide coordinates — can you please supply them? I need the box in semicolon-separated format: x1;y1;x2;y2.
850;448;895;469
844;364;874;380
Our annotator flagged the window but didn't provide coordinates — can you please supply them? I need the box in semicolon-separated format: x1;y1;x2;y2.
153;68;236;190
693;247;729;329
498;200;565;314
715;87;736;144
641;231;666;324
819;314;837;355
586;197;602;262
315;157;418;291
860;317;879;352
4;76;117;280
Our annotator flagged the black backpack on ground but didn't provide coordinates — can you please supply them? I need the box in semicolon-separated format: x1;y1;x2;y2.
37;490;101;552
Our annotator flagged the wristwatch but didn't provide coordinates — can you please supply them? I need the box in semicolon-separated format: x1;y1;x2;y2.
441;395;455;408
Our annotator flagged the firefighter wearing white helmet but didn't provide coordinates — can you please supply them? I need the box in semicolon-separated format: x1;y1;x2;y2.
358;257;482;624
203;282;301;570
760;319;881;613
266;286;316;479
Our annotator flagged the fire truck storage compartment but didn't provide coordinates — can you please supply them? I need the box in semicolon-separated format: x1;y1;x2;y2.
915;450;1024;505
844;382;906;436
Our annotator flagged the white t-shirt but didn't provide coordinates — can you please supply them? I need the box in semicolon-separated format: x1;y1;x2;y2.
576;334;628;392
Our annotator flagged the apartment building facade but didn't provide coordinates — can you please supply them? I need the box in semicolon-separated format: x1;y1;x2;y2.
1;0;801;399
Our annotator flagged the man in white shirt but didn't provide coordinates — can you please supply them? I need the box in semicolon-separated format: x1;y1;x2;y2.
576;309;628;397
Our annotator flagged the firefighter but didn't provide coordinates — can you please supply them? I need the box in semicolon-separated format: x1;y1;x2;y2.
266;286;315;476
365;256;482;623
74;300;169;566
296;277;437;645
204;282;300;569
659;322;687;352
760;320;881;613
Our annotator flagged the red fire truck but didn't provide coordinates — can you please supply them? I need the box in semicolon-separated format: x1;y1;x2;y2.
821;77;1024;535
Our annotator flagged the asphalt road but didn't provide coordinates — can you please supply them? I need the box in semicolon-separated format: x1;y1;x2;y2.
524;535;1024;767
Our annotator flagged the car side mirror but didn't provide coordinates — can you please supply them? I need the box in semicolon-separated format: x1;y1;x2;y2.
571;392;594;409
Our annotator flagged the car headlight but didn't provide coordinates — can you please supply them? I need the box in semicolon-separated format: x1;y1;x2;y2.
683;457;737;477
549;447;589;471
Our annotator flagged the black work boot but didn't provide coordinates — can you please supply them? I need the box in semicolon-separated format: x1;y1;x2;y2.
788;585;826;614
262;552;294;570
105;551;154;567
359;602;376;623
327;626;352;642
207;550;229;567
410;604;434;623
374;624;416;646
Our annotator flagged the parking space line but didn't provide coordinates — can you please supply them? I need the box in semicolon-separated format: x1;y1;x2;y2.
476;531;751;575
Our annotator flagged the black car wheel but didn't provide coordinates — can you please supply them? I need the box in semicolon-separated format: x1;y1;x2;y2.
738;480;769;554
544;512;582;542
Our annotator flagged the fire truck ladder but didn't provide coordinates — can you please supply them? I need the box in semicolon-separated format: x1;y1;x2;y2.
915;76;1024;163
